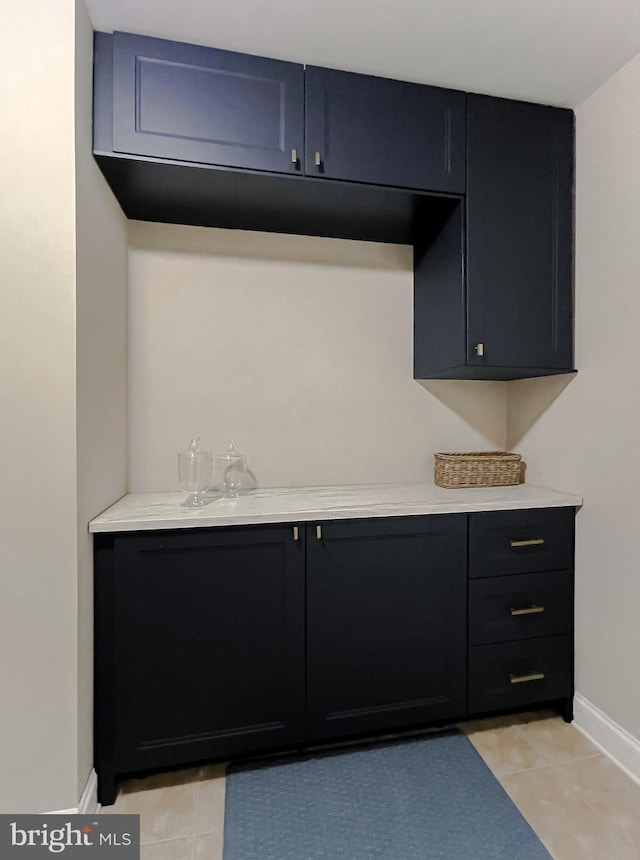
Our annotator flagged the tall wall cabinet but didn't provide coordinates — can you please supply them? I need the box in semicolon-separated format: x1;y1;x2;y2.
413;96;574;379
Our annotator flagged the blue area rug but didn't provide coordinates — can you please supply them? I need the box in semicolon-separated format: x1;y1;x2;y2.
223;732;551;859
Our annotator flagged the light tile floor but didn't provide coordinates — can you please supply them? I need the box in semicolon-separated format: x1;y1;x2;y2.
103;711;640;859
462;711;640;859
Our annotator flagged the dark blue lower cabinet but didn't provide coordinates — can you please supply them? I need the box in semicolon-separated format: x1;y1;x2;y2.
467;509;575;721
93;524;306;806
94;508;574;806
306;515;468;739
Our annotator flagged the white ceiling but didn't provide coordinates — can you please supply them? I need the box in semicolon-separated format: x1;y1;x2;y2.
83;0;640;108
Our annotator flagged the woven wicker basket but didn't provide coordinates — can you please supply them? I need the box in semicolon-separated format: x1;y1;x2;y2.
434;451;522;489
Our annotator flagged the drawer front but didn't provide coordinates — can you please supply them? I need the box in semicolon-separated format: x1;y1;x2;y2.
469;507;574;578
468;635;572;714
469;569;573;646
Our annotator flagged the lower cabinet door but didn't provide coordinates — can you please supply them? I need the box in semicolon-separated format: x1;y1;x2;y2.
306;515;467;740
107;525;306;773
468;634;573;714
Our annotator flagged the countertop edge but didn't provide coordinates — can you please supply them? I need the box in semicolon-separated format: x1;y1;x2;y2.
89;484;583;534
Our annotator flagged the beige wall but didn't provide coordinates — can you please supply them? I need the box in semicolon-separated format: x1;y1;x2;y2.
0;0;127;811
74;0;128;794
0;0;79;812
509;51;640;741
128;222;507;491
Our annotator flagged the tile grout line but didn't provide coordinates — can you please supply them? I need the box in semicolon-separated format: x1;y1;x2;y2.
189;779;203;860
141;834;195;846
482;751;603;780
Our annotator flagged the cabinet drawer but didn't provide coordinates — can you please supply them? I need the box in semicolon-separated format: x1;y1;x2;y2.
469;507;574;578
469;569;573;646
468;635;572;714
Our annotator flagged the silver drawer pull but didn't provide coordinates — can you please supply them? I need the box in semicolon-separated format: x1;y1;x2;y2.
510;672;545;685
510;604;545;616
510;538;545;548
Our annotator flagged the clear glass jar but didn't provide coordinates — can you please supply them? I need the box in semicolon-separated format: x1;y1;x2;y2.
177;436;212;507
213;440;249;498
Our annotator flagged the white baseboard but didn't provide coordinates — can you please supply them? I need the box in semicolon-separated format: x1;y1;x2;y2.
78;769;100;815
573;692;640;786
44;769;101;815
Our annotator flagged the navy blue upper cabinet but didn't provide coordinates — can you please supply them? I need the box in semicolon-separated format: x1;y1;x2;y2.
109;32;304;174
305;66;466;192
414;95;575;380
95;32;575;378
465;95;575;373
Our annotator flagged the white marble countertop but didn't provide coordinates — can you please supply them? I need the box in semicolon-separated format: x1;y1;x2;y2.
89;482;582;533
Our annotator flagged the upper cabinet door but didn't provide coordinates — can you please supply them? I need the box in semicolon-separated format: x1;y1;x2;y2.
305;66;466;192
111;32;304;174
466;95;574;371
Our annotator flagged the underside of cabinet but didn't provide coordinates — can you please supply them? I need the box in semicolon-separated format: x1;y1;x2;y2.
94;152;459;245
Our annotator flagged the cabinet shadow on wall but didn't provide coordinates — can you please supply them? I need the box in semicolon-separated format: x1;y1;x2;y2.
417;379;508;448
506;373;576;449
418;372;576;451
